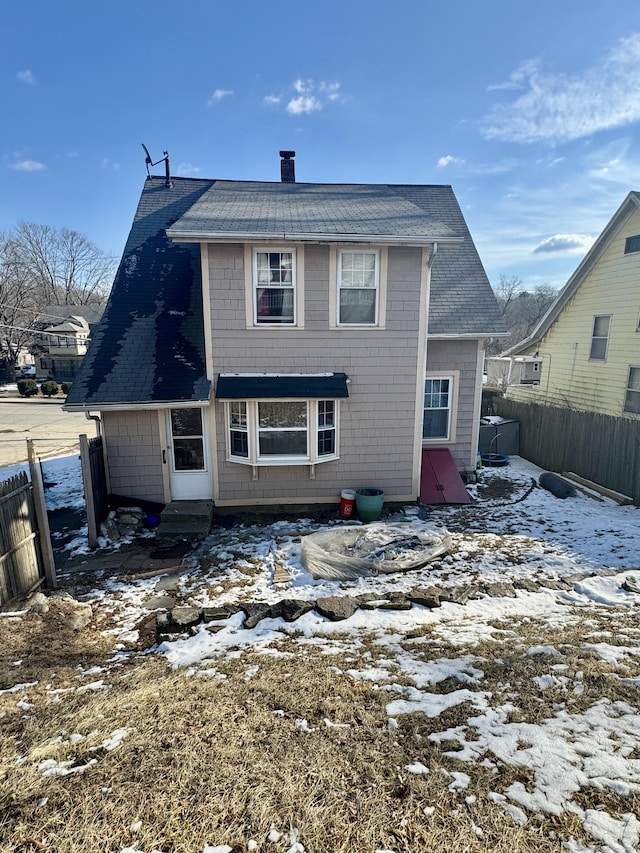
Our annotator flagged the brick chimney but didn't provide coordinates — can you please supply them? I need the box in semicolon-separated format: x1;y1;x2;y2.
279;150;296;182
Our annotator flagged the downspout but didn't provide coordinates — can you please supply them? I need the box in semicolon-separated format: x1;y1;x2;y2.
412;242;437;499
85;411;101;436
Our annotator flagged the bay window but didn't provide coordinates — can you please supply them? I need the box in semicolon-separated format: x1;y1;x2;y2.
226;399;338;465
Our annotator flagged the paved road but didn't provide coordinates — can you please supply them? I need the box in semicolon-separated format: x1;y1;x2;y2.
0;395;97;467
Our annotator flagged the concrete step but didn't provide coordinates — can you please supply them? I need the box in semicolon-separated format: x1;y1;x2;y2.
157;500;214;538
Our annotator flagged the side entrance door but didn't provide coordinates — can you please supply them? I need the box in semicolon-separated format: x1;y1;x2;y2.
166;407;212;500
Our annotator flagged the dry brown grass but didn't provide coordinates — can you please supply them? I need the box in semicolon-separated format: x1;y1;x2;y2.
1;597;638;852
1;646;566;853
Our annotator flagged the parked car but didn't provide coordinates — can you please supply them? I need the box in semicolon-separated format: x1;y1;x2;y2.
15;364;36;379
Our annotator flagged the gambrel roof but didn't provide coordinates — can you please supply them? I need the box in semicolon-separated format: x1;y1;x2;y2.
65;174;504;410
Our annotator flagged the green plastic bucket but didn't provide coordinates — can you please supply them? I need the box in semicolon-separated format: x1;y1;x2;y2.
355;487;384;522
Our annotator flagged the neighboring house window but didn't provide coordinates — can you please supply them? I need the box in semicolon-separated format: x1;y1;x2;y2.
226;400;338;465
338;250;378;325
624;367;640;415
624;235;640;254
423;377;451;440
254;250;295;324
589;315;611;361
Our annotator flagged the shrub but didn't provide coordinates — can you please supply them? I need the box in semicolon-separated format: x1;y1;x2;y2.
61;382;73;395
17;379;38;397
40;380;59;398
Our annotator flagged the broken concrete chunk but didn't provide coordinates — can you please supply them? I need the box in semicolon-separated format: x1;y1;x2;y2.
315;596;358;621
407;586;442;608
241;602;282;629
279;599;314;622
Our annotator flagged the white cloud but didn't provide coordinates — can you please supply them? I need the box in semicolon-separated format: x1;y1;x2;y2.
481;33;640;144
437;155;465;168
293;79;314;95
175;162;201;176
17;69;36;86
287;95;321;115
10;159;45;172
101;158;120;171
267;79;345;115
208;89;234;106
533;234;596;254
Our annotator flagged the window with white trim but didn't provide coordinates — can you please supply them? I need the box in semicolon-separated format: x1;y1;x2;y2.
624;367;640;415
423;377;451;440
338;250;378;325
254;249;295;324
624;235;640;254
226;400;338;465
589;315;611;361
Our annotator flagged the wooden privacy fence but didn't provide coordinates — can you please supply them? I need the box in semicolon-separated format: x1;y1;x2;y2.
494;397;640;504
0;445;56;608
79;434;108;548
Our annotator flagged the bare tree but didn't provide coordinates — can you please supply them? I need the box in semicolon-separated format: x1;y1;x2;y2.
486;277;558;355
495;274;523;316
0;223;116;377
11;221;116;307
0;233;40;367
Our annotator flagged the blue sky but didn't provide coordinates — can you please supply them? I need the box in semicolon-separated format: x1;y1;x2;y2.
3;1;640;291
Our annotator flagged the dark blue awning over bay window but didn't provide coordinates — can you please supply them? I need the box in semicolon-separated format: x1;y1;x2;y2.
215;373;349;400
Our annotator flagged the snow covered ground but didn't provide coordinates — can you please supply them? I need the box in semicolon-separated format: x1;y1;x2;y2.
3;455;640;852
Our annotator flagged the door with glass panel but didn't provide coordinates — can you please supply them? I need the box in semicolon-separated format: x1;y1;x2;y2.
166;407;212;500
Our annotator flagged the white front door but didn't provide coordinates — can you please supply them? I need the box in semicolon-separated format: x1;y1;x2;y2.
166;407;212;500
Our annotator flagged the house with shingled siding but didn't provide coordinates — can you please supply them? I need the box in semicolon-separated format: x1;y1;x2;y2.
64;153;505;510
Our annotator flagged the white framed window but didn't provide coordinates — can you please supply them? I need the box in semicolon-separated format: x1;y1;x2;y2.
229;402;249;458
253;248;296;325
589;315;611;361
624;366;640;415
624;235;640;255
423;373;458;442
338;250;379;325
226;399;339;465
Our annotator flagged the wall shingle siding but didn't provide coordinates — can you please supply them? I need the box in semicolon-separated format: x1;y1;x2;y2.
103;411;164;504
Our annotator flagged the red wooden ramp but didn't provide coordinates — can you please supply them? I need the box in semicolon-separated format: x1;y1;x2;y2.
420;448;472;505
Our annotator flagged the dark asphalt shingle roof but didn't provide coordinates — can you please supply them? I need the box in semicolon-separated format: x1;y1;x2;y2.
167;181;460;241
66;176;504;409
65;177;213;409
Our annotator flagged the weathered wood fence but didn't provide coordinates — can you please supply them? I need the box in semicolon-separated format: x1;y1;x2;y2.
494;397;640;504
79;434;109;548
0;444;56;608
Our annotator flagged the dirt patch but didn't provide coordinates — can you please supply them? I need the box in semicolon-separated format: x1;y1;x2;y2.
475;475;523;502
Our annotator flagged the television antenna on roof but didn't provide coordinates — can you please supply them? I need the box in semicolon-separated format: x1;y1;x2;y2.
141;144;172;187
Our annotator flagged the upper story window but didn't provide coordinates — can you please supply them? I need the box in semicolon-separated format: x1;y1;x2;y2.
338;250;379;325
254;249;296;325
589;315;611;361
624;235;640;254
624;367;640;415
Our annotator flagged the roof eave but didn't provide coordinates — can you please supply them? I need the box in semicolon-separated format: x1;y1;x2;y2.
63;399;211;413
428;331;510;340
166;230;462;246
